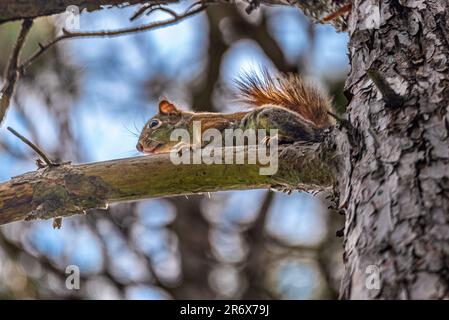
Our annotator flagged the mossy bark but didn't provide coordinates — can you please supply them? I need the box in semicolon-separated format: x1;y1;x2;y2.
0;144;334;225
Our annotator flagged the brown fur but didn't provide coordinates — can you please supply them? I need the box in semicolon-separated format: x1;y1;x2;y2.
191;112;247;132
235;69;335;128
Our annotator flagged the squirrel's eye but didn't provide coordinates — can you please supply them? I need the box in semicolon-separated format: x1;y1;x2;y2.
148;119;160;129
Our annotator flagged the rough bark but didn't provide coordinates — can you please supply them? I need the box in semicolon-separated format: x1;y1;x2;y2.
338;0;449;299
0;144;334;225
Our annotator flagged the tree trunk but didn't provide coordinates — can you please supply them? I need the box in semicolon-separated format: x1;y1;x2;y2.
338;0;449;299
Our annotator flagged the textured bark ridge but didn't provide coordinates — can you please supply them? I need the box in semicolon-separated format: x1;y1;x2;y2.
338;0;449;299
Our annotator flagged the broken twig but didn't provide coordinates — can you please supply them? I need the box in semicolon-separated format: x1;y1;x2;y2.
6;126;56;167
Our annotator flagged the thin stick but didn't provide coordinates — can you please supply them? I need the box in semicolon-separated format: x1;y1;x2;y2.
130;1;173;21
7;127;55;166
130;3;153;21
0;19;33;124
321;3;352;22
20;4;207;72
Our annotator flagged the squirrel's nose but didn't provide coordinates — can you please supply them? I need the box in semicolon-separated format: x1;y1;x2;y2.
136;142;144;152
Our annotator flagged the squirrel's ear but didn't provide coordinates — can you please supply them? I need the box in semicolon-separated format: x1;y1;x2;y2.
159;100;179;115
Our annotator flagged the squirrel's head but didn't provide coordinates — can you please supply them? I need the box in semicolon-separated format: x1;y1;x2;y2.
137;100;189;154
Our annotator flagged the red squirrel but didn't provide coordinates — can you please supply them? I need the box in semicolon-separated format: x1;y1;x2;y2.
137;70;335;154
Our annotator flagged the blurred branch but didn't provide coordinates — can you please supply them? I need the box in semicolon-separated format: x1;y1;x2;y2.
20;3;207;72
241;190;274;299
229;8;295;72
191;6;229;112
0;231;81;299
0;19;33;125
86;211;172;296
0;143;334;225
169;196;215;299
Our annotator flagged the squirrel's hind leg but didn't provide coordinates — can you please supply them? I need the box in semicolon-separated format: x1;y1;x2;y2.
249;107;322;143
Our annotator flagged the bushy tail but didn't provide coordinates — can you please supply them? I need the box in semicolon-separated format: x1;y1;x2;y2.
235;69;335;129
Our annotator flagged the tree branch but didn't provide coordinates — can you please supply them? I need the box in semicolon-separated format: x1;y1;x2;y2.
0;0;348;30
0;19;33;124
7;127;56;167
0;0;177;24
0;4;205;127
20;3;207;72
0;144;334;225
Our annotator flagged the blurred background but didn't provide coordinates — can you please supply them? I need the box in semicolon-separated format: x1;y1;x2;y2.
0;1;348;299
